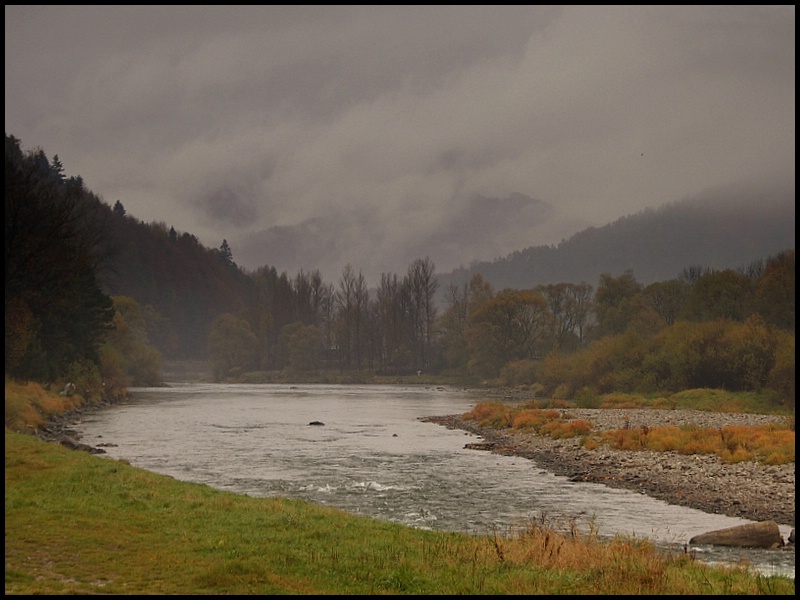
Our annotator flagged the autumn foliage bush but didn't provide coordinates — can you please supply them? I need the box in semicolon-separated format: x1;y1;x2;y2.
463;401;515;429
536;315;794;407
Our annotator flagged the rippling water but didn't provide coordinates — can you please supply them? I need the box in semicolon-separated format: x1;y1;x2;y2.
72;383;794;579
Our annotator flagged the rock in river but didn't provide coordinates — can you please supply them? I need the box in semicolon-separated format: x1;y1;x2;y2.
689;520;784;549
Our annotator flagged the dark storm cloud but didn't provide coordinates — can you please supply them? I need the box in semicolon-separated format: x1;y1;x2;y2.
5;5;794;284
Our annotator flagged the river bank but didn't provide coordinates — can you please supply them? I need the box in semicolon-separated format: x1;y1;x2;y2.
27;384;796;538
422;408;795;533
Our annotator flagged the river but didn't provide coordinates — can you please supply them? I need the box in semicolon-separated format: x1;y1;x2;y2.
71;382;794;579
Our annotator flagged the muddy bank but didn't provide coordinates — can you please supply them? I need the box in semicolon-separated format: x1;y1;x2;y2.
423;409;795;529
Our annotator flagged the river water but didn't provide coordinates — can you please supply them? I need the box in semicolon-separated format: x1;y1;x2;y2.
72;382;794;579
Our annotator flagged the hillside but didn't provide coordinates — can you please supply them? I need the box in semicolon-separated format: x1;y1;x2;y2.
101;186;794;361
437;185;794;294
100;207;254;360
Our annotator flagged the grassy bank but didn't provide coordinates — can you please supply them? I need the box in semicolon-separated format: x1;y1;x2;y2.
4;380;794;595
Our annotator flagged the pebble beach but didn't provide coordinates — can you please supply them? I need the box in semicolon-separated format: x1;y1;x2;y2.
423;408;795;529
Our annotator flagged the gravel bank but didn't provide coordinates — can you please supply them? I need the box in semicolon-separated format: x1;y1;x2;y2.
423;408;795;529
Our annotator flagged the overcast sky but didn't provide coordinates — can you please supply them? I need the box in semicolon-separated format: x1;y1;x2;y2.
5;6;795;285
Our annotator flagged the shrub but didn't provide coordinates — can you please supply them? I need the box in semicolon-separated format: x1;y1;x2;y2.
575;386;601;408
499;359;538;387
599;393;649;409
512;409;561;432
464;401;514;429
552;383;573;400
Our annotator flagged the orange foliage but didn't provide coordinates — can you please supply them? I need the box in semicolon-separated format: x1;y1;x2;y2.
595;422;794;465
463;401;515;429
465;401;794;465
5;379;80;432
548;419;592;439
512;409;561;431
599;394;649;409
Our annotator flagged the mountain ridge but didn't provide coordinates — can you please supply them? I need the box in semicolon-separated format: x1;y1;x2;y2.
436;184;795;293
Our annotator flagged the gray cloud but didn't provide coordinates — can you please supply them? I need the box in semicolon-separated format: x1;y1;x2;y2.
5;5;794;285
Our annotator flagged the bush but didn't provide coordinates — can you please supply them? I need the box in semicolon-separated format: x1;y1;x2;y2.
575;386;601;408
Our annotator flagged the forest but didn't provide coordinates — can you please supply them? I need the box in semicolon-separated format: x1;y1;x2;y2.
4;134;795;408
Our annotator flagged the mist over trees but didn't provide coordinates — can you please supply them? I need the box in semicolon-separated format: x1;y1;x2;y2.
4;134;795;407
437;188;795;296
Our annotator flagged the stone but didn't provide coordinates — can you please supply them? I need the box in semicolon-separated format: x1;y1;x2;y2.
689;520;783;549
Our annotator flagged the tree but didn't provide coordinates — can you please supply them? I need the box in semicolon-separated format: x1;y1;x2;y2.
682;269;753;322
642;279;690;326
592;270;644;338
280;321;322;372
436;282;470;373
5;134;115;382
751;250;794;331
537;282;594;351
100;296;163;387
335;264;369;370
465;289;548;379
406;257;438;370
207;313;257;381
374;272;413;373
218;239;236;268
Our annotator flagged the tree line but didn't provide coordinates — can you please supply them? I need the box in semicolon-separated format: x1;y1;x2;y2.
4;134;795;407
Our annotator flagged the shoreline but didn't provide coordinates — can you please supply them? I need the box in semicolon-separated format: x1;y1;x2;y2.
32;391;796;536
422;411;795;531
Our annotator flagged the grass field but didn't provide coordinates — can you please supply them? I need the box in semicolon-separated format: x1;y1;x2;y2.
4;379;795;595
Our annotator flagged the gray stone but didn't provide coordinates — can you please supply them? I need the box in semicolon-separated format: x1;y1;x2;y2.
689;520;783;549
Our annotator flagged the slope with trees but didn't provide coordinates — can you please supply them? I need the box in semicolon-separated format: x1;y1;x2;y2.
437;189;795;297
4;134;795;411
5;134;115;386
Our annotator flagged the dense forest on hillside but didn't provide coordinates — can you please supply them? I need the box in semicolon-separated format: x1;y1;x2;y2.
438;189;794;296
4;134;795;408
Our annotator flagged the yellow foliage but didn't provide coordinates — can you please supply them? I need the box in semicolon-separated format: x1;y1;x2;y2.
582;437;600;450
720;447;753;463
681;438;721;456
464;401;514;428
645;427;682;452
599;393;649;409
5;379;78;432
650;396;677;409
512;409;561;431
551;419;592;439
591;420;794;465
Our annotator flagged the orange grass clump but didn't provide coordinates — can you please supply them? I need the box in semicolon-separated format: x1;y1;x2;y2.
4;379;80;432
540;419;593;439
483;519;682;594
464;400;794;465
596;423;794;465
463;401;515;429
512;409;562;431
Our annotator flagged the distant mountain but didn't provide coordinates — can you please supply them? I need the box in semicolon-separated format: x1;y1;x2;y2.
233;191;570;285
437;183;795;295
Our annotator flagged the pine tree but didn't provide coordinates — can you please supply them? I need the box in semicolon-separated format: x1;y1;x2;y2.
218;239;236;268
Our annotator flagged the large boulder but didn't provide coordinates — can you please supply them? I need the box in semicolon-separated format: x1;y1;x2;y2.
689;520;783;549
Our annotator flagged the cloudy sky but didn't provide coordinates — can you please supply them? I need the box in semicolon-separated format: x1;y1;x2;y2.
5;6;795;285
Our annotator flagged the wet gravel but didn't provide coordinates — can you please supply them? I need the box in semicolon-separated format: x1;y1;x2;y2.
424;408;795;528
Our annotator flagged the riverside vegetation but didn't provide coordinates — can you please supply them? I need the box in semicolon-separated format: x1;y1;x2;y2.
4;379;795;595
461;390;794;467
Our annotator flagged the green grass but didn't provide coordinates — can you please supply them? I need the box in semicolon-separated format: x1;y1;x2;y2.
5;379;795;595
5;429;794;595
